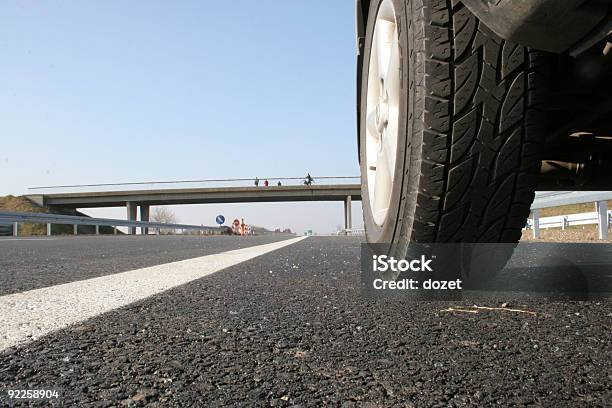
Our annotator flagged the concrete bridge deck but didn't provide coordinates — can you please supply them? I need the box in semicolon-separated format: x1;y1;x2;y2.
27;184;362;233
28;184;361;208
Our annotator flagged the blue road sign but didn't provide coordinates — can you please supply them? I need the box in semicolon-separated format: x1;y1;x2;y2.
215;215;225;225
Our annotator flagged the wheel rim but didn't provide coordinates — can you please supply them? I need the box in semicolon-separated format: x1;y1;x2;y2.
365;0;400;227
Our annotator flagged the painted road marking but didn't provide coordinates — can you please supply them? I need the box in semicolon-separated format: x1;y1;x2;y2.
0;238;58;242
0;236;307;352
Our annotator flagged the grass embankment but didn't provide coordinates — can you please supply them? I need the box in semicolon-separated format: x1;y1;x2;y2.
521;225;610;242
0;195;116;236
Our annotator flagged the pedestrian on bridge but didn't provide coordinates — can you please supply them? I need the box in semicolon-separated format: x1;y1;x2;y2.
304;173;314;186
277;181;282;186
254;177;260;187
264;179;269;187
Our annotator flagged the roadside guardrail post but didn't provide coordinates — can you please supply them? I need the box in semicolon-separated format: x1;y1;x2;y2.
95;225;100;235
47;223;52;236
73;224;78;235
13;222;18;237
596;200;608;240
113;226;117;235
532;209;540;239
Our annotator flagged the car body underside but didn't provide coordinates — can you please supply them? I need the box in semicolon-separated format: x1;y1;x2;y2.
355;0;612;190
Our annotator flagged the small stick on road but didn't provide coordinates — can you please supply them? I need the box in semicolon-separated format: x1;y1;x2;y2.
440;307;479;314
441;305;537;316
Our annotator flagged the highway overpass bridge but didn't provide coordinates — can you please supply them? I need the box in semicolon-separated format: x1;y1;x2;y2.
27;184;362;234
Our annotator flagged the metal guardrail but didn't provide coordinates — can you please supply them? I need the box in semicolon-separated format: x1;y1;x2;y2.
0;211;226;237
336;228;365;236
529;191;612;239
531;191;612;209
0;223;12;237
526;211;612;229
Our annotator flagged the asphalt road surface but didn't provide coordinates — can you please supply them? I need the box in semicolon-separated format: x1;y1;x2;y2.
0;235;292;296
0;236;610;407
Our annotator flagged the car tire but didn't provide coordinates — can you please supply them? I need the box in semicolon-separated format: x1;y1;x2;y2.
359;0;548;256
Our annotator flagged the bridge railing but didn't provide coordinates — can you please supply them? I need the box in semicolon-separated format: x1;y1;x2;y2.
0;211;227;237
28;176;361;194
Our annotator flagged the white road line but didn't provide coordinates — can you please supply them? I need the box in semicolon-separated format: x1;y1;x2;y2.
0;238;57;242
0;236;307;352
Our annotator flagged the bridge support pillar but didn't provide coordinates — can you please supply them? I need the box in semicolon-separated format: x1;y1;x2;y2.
532;209;540;239
126;202;137;235
140;205;150;235
344;195;352;231
596;200;608;240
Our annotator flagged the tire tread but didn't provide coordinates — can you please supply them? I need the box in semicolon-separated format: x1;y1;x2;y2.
407;0;544;243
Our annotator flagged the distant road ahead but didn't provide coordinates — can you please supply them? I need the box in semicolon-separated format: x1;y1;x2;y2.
0;234;292;296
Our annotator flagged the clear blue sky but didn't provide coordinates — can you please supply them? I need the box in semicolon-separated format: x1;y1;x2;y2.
0;0;362;233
